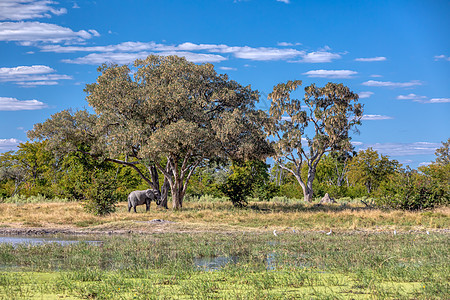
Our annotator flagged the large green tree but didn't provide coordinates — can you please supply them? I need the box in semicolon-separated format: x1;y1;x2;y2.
29;55;271;209
348;148;399;194
0;151;27;196
266;80;363;202
435;138;450;166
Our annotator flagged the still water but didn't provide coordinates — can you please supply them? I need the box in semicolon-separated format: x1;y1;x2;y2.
0;235;102;247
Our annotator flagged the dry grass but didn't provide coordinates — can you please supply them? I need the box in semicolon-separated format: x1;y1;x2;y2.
0;200;448;233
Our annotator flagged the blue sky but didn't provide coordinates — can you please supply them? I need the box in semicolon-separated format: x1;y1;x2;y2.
1;0;449;168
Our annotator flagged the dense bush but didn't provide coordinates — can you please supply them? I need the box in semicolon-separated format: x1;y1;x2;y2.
83;171;118;216
2;139;449;212
375;165;449;210
221;160;277;207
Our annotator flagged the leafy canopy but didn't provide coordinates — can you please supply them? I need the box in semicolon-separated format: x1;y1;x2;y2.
267;80;363;201
29;55;271;208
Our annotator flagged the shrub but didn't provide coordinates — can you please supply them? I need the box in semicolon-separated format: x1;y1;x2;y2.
83;171;118;216
221;160;274;207
253;181;279;201
375;166;449;210
221;174;251;207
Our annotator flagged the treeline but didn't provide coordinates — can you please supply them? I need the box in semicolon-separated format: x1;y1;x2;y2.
1;55;448;213
1;139;448;211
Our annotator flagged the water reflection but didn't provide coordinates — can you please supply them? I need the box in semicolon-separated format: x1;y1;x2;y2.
194;256;239;271
0;235;102;247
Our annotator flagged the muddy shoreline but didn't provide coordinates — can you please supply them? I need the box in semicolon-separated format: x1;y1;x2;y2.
0;226;449;236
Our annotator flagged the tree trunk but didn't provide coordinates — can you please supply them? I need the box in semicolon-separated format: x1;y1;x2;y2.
157;161;171;209
304;166;316;203
303;188;313;202
158;177;170;209
149;165;159;190
171;179;185;209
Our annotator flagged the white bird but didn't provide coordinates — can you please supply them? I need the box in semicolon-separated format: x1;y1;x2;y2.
393;230;397;235
326;229;332;235
426;231;430;235
273;230;277;236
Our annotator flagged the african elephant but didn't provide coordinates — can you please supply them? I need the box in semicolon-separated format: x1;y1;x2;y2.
127;189;161;213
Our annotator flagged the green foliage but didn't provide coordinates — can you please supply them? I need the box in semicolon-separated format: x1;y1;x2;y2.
0;150;27;196
220;167;252;207
267;81;363;202
83;170;118;216
0;140;147;207
221;160;278;207
435;138;450;166
375;164;449;210
348;148;399;195
29;55;271;209
186;162;228;198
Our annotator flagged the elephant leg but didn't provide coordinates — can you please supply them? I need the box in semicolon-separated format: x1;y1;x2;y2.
146;202;150;212
128;202;131;212
133;206;137;213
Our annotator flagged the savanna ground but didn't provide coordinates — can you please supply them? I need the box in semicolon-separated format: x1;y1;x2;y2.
0;196;449;299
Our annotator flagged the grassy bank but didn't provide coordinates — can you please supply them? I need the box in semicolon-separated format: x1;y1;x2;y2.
0;232;448;299
0;198;448;233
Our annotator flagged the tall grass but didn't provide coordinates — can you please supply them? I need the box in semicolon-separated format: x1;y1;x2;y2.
0;194;70;204
0;198;448;231
0;232;448;298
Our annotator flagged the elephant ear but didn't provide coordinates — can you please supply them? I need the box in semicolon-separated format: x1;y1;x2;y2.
154;189;162;205
145;189;155;199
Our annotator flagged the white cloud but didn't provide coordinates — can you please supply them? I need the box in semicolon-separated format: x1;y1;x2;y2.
63;51;227;65
351;141;363;146
0;21;99;43
357;142;441;156
0;65;71;86
61;52;154;65
277;42;301;46
219;66;237;71
362;80;422;88
355;56;386;62
0;138;23;152
88;29;100;37
303;69;357;78
361;114;393;120
276;0;290;3
40;41;161;53
224;46;303;61
358;91;373;98
396;94;450;104
0;0;67;21
419;161;432;166
434;54;450;61
370;74;382;78
45;41;344;64
0;96;47;110
156;42;304;61
16;80;58;86
296;50;341;63
396;93;427;101
428;98;450;103
72;2;80;9
0;65;54;75
158;51;227;63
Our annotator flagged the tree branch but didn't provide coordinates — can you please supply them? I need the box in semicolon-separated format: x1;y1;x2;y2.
105;157;155;188
182;158;203;193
